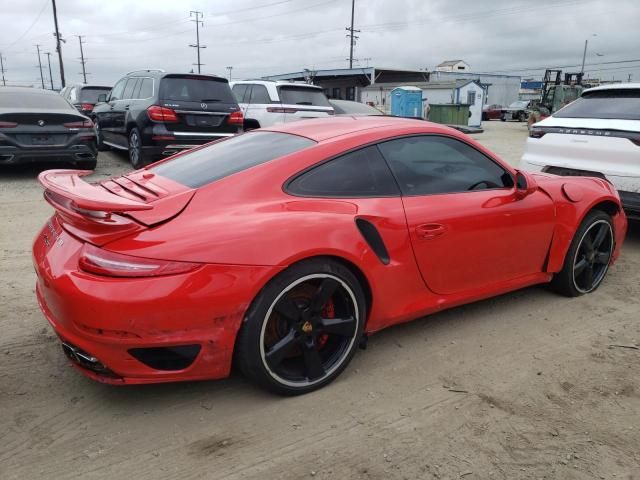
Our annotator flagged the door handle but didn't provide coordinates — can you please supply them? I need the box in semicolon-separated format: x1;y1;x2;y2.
416;223;447;239
124;105;130;110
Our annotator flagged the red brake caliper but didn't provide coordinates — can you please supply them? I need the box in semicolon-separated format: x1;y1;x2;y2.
317;299;335;349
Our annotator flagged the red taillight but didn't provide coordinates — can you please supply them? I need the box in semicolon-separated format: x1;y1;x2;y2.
79;244;200;278
80;103;94;112
0;121;18;128
266;107;298;114
64;119;94;129
147;105;179;123
227;111;244;125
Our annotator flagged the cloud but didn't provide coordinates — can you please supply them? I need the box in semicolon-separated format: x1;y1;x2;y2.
1;0;639;88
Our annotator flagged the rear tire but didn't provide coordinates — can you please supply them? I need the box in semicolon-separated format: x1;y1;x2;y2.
128;128;146;169
95;120;109;151
550;210;615;297
236;258;366;395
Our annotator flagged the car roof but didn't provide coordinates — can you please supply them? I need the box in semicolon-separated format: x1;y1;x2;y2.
582;83;640;95
262;116;457;142
232;80;322;89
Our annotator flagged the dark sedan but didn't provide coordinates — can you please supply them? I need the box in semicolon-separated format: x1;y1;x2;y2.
0;87;97;169
482;104;503;120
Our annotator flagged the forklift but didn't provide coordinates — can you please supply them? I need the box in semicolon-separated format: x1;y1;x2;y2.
528;69;585;127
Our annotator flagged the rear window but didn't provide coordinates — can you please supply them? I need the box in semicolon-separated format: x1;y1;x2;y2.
79;87;111;103
554;89;640;120
150;132;315;188
278;86;330;107
0;91;72;109
159;76;236;104
330;100;383;115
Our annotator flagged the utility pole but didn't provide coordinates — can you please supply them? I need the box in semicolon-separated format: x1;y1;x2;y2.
35;44;45;89
45;52;54;89
51;0;66;87
580;39;588;74
76;35;87;83
345;0;359;69
0;52;6;86
189;11;206;74
226;66;233;81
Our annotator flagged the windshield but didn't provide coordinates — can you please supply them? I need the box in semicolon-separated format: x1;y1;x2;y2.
79;87;111;103
159;76;236;104
508;101;528;109
554;89;640;120
330;100;383;115
277;86;331;107
0;91;72;109
151;132;316;188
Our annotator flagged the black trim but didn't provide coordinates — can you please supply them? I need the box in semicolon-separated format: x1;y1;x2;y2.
355;218;390;265
128;344;201;371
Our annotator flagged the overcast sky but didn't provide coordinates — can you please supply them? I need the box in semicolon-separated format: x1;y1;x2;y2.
1;0;639;89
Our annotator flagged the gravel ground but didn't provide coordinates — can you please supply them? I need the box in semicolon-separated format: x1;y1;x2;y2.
1;121;639;480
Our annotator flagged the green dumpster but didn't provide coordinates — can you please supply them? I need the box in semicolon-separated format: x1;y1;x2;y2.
428;104;470;126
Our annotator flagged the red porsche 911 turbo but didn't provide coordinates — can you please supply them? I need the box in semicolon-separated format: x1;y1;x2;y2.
33;117;627;395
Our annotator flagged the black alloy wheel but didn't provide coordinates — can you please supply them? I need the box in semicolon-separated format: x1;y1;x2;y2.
572;219;613;294
236;259;365;395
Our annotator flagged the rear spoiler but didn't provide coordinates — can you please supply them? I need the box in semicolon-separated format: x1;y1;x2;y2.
38;170;152;213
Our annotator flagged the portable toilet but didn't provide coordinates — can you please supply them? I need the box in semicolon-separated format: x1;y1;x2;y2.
390;86;423;118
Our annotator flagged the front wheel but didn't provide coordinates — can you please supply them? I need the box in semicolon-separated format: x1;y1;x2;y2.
550;210;615;297
236;259;366;395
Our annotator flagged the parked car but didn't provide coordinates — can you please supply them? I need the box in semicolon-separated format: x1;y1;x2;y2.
230;80;333;129
329;99;384;116
501;100;531;122
521;83;640;220
60;83;112;115
0;87;97;169
92;70;243;168
482;103;503;120
33;116;626;395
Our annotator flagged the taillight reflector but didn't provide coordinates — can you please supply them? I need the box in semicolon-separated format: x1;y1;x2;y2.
529;127;546;139
0;121;18;128
147;105;179;123
79;244;200;278
227;111;244;125
80;103;94;112
64;119;94;129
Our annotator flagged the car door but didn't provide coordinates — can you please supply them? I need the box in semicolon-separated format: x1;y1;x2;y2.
112;77;139;146
98;78;126;144
377;135;556;295
246;84;282;127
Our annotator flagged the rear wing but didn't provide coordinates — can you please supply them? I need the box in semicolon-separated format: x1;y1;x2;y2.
38;170;152;214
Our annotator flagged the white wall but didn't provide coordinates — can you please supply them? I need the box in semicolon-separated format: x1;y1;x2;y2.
456;83;484;127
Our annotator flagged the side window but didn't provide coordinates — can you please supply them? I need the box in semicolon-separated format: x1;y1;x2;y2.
68;87;77;103
232;84;248;103
287;146;399;197
109;79;126;101
122;78;139;100
378;136;514;196
467;91;476;105
138;78;153;98
250;85;271;104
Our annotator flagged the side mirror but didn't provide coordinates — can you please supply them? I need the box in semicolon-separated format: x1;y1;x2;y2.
515;170;538;198
97;94;107;103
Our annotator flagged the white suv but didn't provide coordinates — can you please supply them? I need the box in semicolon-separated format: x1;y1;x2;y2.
521;83;640;220
230;80;334;129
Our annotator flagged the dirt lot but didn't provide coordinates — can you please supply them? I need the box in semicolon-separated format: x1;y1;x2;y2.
1;121;639;479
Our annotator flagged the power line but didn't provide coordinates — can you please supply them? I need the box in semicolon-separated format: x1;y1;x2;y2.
189;10;206;74
0;0;48;49
76;35;87;83
35;44;45;89
346;0;359;69
45;51;54;89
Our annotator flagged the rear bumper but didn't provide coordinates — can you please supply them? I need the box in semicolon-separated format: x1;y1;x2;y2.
0;142;97;165
143;124;241;158
32;219;279;385
619;191;640;220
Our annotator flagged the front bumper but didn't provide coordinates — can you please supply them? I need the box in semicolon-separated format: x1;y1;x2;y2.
33;218;278;384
